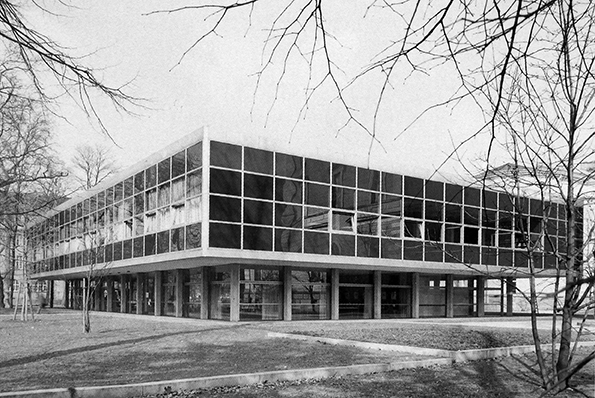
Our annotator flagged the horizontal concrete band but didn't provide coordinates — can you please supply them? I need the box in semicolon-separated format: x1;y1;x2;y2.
0;362;431;398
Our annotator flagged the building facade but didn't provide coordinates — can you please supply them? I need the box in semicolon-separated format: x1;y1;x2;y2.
26;128;576;321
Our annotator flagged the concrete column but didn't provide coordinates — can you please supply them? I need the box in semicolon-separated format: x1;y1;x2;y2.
283;267;292;321
154;271;162;316
411;273;420;318
136;274;144;315
373;271;382;319
331;269;339;320
477;277;485;317
230;265;240;322
63;281;70;309
446;274;454;318
175;269;185;318
49;280;54;308
106;277;113;313
93;281;101;311
506;277;515;316
201;267;209;319
120;275;127;313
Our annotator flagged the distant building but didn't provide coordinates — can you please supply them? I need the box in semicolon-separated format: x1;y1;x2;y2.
26;128;582;321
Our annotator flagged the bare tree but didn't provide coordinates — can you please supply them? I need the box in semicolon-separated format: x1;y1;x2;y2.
159;0;595;394
0;60;66;308
71;144;116;190
0;2;137;135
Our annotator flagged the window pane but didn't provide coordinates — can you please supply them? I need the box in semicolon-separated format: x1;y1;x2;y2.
357;214;378;236
171;177;185;203
244;200;273;225
158;183;170;207
244;173;273;200
404;220;423;238
172;150;185;178
381;239;401;259
305;158;329;183
381;194;401;216
332;187;355;210
171;227;185;251
358;168;380;191
481;190;497;209
210;195;240;222
187;141;202;171
445;204;461;223
157;230;170;254
425;180;443;200
404;176;423;197
275;229;302;252
404;198;423;219
186;223;201;249
357;236;379;257
275;204;302;228
146;165;157;188
245;147;273;174
357;190;379;213
210;168;241;196
124;177;133;198
172;203;186;226
275;152;302;178
133;237;143;258
332;163;356;187
305;183;329;207
332;234;355;256
134;194;144;215
304;207;328;230
382;172;401;194
381;217;401;237
114;182;123;202
144;234;156;256
425;222;442;241
210;223;241;248
464;187;480;206
158;158;170;183
186;170;202;197
211;141;241;169
464;207;479;225
243;226;273;251
445;184;463;203
145;188;157;211
331;211;355;232
275;178;302;203
304;231;329;254
420;201;440;222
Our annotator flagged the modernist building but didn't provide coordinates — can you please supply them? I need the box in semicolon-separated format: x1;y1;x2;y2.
26;128;577;321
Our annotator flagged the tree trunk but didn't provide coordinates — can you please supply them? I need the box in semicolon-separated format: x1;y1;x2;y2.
0;272;5;308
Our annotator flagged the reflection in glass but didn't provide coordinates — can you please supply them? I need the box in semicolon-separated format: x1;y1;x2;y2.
332;187;355;210
171;177;185;202
276;152;302;178
275;228;302;252
331;234;355;256
186;223;201;249
275;204;302;228
332;163;356;187
304;206;328;230
275;178;302;203
357;214;378;236
187;141;202;171
186;170;202;197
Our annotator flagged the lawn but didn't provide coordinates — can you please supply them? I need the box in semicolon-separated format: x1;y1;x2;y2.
1;310;594;397
0;310;407;393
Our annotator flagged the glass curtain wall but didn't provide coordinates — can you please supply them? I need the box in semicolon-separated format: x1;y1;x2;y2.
239;267;283;321
453;278;475;316
210;268;231;320
162;271;176;316
419;275;446;317
338;270;373;319
291;270;331;320
381;272;411;318
183;268;202;318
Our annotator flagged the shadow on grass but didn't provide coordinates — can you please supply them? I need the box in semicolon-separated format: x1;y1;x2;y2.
0;324;248;369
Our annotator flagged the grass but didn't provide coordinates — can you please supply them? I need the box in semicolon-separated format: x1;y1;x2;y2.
1;309;594;397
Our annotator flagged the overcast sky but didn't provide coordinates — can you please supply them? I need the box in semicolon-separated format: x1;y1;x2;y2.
26;1;491;182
